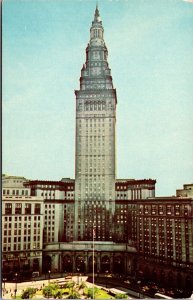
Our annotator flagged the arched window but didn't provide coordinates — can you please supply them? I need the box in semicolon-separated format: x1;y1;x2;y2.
63;255;72;273
101;256;110;273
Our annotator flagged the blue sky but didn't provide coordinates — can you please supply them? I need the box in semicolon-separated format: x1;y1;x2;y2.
3;0;193;196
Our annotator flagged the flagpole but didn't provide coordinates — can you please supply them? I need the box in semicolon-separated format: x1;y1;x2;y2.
93;227;95;299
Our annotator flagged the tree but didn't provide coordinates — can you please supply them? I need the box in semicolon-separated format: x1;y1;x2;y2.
42;283;60;298
87;287;99;299
42;285;53;298
53;290;63;299
21;287;36;299
115;293;128;299
65;281;75;290
66;290;81;299
78;281;87;290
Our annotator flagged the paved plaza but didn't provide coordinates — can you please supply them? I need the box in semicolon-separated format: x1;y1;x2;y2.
2;276;87;299
2;276;134;299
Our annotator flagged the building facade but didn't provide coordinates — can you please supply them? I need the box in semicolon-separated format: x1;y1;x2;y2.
134;197;193;291
2;5;193;293
74;6;117;241
2;176;44;279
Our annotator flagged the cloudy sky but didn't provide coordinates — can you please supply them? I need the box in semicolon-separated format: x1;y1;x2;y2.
3;0;193;196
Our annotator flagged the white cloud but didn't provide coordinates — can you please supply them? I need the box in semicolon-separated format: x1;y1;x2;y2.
183;0;193;3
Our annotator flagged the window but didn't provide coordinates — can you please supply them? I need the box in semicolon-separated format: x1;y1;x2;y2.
159;205;164;215
167;205;172;215
35;204;41;214
5;203;12;214
15;203;22;214
25;203;31;214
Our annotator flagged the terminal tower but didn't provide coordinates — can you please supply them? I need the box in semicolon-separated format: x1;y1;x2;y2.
75;6;117;241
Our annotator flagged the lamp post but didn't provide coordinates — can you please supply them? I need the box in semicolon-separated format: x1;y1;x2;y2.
3;278;6;296
14;273;18;299
93;227;95;300
77;268;80;285
48;270;51;283
105;270;109;288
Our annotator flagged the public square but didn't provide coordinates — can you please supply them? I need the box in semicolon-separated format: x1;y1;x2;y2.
2;275;137;299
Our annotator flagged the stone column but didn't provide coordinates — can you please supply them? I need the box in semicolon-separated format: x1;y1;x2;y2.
110;255;113;273
97;252;100;273
84;253;88;273
39;255;43;274
72;253;76;273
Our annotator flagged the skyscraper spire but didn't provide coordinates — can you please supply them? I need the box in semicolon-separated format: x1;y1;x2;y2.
94;3;100;20
93;2;101;23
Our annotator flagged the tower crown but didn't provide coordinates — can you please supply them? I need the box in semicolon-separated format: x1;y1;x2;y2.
90;5;104;45
94;5;101;22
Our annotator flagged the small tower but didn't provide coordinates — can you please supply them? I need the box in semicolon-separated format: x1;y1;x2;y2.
74;5;117;241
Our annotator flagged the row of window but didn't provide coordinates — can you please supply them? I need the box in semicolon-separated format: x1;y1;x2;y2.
4;203;41;215
3;189;29;196
141;204;190;215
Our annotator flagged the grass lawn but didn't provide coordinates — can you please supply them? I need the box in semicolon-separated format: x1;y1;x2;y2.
84;287;114;299
95;289;114;299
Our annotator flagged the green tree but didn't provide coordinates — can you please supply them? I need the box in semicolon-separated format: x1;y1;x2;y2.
65;281;75;289
87;287;99;298
21;287;36;299
65;281;81;299
42;283;59;298
53;290;63;299
115;293;128;299
66;290;81;299
78;281;87;290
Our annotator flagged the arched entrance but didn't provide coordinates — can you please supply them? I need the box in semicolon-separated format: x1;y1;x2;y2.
144;266;150;282
76;256;85;273
101;256;110;273
33;258;39;271
62;255;72;273
152;269;157;282
160;270;165;285
167;272;174;288
185;276;193;291
13;261;20;273
42;255;51;273
177;273;182;289
113;256;123;274
88;256;97;273
22;261;31;278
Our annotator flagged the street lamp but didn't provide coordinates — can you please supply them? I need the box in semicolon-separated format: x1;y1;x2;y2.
14;273;18;299
48;270;51;283
77;268;80;285
3;278;6;296
105;270;109;288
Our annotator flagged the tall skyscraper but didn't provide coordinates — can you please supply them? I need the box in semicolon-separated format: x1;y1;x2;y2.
75;6;117;241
